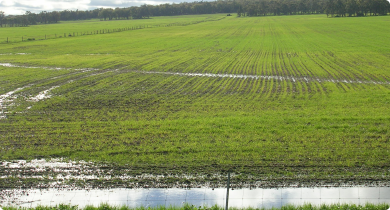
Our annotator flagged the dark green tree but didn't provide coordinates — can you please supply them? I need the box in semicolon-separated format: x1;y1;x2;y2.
0;11;5;27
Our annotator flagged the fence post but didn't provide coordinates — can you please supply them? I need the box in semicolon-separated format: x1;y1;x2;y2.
225;172;230;210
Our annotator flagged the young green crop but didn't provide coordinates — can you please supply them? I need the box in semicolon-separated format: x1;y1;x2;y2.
0;15;224;44
1;14;390;184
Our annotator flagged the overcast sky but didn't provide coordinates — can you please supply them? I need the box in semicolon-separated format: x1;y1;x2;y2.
0;0;183;16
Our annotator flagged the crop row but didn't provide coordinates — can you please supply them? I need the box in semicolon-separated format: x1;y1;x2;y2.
1;14;390;180
2;15;390;85
1;66;390;169
0;15;226;44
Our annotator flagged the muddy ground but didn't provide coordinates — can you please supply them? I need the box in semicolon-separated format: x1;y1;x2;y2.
1;159;390;192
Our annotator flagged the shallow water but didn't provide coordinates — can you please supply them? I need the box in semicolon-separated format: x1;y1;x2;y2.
0;87;28;119
28;86;59;102
1;187;389;208
1;63;390;85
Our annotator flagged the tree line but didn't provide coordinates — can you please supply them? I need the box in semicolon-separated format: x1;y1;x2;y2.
0;0;389;27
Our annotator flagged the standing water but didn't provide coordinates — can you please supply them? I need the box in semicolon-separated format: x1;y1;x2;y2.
1;187;389;208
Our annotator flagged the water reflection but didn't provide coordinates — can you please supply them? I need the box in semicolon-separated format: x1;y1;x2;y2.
1;188;389;208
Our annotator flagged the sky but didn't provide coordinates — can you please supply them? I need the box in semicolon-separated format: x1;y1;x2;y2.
0;0;179;16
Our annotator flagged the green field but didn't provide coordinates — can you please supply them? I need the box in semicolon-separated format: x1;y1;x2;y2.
1;14;390;186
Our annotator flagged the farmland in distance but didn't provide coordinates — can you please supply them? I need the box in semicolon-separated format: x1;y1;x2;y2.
1;14;390;187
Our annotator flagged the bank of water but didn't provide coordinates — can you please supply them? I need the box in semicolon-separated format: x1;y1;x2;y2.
1;187;390;208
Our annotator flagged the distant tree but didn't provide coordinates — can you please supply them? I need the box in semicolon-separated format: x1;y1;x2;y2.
98;8;114;20
0;11;5;27
114;7;122;19
259;1;268;16
25;11;37;25
324;0;336;16
40;11;48;24
246;3;258;16
91;9;100;19
280;0;291;15
20;14;29;26
140;4;150;18
371;0;389;15
50;11;61;23
345;0;358;16
0;0;387;27
60;10;71;20
335;0;346;16
237;5;243;17
123;8;131;19
298;0;308;14
269;0;281;15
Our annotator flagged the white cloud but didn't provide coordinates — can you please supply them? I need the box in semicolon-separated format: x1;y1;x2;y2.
1;0;92;15
0;0;181;15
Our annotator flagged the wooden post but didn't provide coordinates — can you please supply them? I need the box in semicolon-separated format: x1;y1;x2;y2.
225;172;230;210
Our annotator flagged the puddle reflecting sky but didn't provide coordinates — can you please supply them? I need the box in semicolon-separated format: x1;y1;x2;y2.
2;187;390;208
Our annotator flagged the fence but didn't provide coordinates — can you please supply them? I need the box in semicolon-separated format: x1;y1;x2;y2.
1;17;226;44
2;25;151;44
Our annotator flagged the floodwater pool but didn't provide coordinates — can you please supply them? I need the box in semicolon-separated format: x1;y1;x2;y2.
1;187;390;208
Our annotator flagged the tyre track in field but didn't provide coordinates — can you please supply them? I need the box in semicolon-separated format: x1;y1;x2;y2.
1;62;390;110
4;62;390;86
0;63;118;119
2;62;390;87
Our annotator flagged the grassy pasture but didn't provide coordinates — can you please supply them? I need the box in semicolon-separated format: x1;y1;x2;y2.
1;14;390;183
0;15;225;43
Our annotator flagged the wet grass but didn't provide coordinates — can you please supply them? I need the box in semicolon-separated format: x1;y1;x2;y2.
1;14;390;185
2;203;390;210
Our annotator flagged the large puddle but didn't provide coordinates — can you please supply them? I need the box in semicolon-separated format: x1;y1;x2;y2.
1;187;389;208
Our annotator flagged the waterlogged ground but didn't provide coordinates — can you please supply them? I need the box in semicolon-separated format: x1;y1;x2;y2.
1;62;390;119
1;159;390;192
1;63;390;189
1;15;390;193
